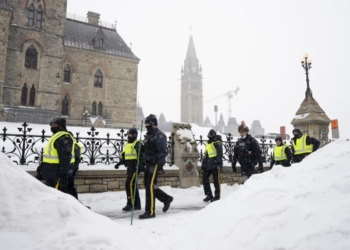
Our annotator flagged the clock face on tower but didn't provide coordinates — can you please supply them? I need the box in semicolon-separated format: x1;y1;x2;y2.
191;66;196;72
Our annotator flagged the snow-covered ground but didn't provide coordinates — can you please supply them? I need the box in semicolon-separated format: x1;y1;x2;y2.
1;121;350;250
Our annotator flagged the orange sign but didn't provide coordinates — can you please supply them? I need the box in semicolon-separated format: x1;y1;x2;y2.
331;119;338;129
280;126;286;139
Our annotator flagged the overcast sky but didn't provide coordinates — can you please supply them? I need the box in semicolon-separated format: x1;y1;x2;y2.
67;0;350;139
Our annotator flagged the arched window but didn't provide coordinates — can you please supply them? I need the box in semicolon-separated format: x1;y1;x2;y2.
64;65;70;83
92;101;96;115
25;46;38;69
62;96;69;115
98;102;103;116
28;5;34;26
94;70;103;88
29;85;35;106
21;83;28;106
36;6;43;29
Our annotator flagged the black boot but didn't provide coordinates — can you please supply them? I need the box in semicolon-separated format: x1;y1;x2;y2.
203;195;213;202
122;205;132;212
139;213;156;219
210;196;220;202
163;196;173;213
123;205;141;212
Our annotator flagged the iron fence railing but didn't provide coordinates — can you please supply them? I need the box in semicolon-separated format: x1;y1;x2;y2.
0;123;276;167
195;134;275;164
0;123;175;166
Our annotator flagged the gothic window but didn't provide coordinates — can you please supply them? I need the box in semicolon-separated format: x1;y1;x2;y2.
21;83;28;106
29;85;35;106
92;101;96;115
62;96;69;115
94;70;103;88
64;65;70;83
28;5;34;27
36;6;43;29
25;46;38;69
97;38;103;47
98;102;102;116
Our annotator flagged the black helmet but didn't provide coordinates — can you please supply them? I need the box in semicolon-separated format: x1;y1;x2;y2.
275;136;283;142
292;128;302;137
145;114;158;126
49;117;67;130
127;127;138;138
238;121;249;132
208;129;217;137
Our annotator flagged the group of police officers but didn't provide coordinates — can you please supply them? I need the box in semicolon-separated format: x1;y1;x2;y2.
37;115;320;220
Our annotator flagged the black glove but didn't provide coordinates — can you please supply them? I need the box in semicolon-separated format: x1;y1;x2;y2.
114;161;122;169
36;163;43;180
232;165;237;173
217;161;223;170
157;164;165;174
258;164;264;173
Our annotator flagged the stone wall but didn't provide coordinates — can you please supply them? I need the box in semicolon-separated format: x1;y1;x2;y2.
62;47;139;128
27;166;270;193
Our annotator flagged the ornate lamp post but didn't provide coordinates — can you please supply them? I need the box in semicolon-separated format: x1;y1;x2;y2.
301;53;313;97
83;110;89;127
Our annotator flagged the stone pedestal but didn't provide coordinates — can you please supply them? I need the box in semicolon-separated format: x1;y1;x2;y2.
291;92;330;144
171;123;200;188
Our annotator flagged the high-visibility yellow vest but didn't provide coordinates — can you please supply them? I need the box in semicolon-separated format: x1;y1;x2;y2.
205;141;221;158
292;134;313;155
122;140;139;160
273;145;288;161
43;131;76;164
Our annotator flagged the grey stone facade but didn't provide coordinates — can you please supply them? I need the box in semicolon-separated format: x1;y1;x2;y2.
0;0;139;128
180;35;203;125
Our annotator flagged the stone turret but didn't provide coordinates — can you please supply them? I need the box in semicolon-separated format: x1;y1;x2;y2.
291;91;330;144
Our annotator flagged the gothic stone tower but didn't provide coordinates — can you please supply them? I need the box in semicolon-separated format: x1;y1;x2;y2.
181;35;203;125
0;0;12;120
0;0;139;128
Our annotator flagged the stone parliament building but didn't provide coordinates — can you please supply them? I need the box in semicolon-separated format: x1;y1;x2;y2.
0;0;139;128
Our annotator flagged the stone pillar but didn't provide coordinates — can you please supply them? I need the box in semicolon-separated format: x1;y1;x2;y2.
291;92;330;144
171;123;200;188
0;8;12;120
87;11;100;26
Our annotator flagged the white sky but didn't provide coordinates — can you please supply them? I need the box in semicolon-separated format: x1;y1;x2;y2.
1;134;350;249
67;0;350;139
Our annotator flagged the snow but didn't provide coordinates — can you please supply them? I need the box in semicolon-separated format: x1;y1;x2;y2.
294;113;310;119
1;121;350;249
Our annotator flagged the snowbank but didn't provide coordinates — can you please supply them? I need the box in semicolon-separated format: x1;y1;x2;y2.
176;139;350;250
0;153;148;250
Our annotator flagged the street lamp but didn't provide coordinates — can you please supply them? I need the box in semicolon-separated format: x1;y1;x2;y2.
301;53;313;97
82;110;89;127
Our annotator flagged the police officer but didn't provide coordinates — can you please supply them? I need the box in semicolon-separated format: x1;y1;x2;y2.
202;129;223;202
115;128;142;212
291;128;320;163
139;114;173;219
270;136;292;169
232;121;264;184
40;118;78;198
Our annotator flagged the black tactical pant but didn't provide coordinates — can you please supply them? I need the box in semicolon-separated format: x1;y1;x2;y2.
125;166;141;208
202;168;221;199
144;164;171;216
240;162;256;179
42;164;77;199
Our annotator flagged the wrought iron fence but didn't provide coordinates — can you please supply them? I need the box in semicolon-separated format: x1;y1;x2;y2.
0;123;175;166
0;123;275;167
195;134;275;164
